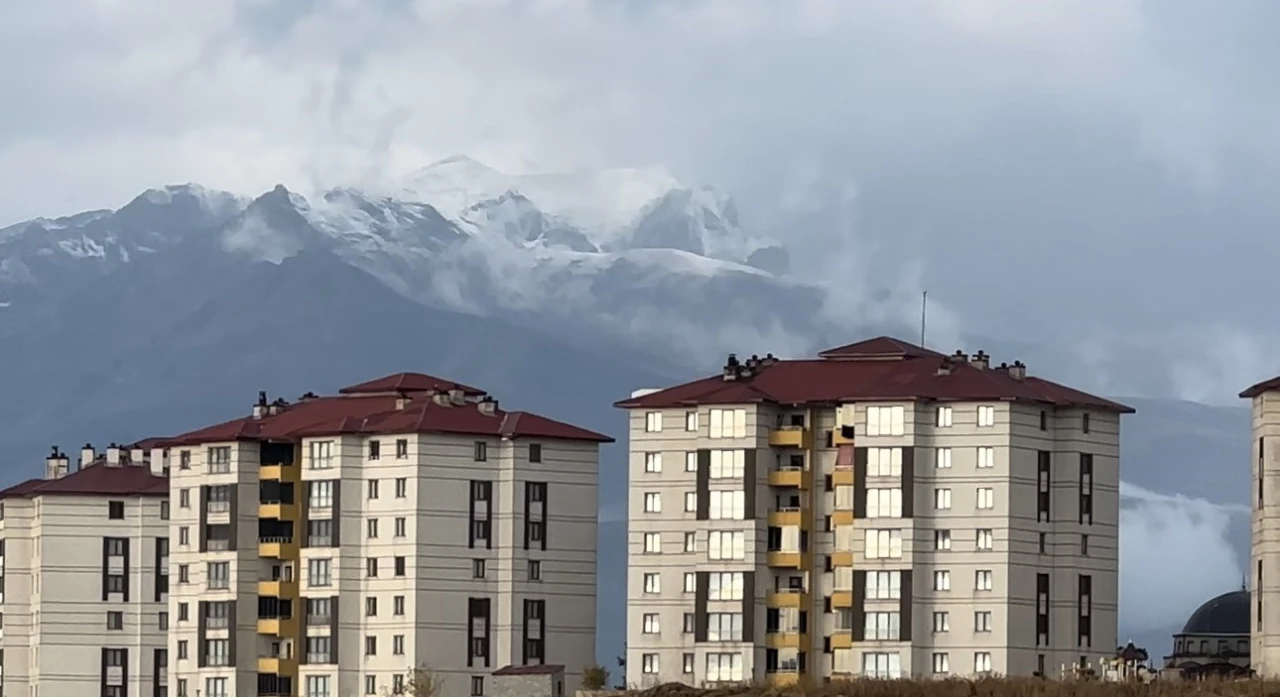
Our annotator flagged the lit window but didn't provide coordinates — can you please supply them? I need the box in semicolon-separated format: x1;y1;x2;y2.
976;529;994;550
643;573;661;594
974;652;993;674
936;407;953;427
865;406;905;437
644;412;663;433
643;533;662;553
685;411;699;431
977;406;996;428
976;447;995;469
934;488;952;510
975;570;993;591
867;448;902;477
644;453;662;473
933;570;950;591
976;488;995;510
643;493;662;513
935;448;952;469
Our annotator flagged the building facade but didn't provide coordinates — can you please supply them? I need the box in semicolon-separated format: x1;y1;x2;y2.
158;372;609;697
0;445;170;697
617;337;1130;685
1241;375;1280;676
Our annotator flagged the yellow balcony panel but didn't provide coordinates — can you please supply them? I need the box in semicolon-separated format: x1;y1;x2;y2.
769;427;813;449
831;551;854;568
830;632;854;650
768;509;805;527
833;427;856;446
767;672;801;687
257;618;282;635
766;551;806;569
258;539;297;559
259;502;298;520
259;464;296;481
766;632;802;650
257;655;299;674
768;468;809;489
831;591;854;608
766;590;809;608
257;579;299;598
831;510;854;527
832;468;854;487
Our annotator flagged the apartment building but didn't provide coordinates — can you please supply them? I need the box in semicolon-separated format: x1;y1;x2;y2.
616;336;1131;685
157;372;610;697
1241;375;1280;676
0;444;170;697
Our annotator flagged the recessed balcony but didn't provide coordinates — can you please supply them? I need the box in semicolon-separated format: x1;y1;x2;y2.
830;632;854;650
257;579;298;597
768;508;805;527
832;468;854;487
831;510;854;527
766;551;806;569
259;502;297;520
833;425;855;446
831;551;854;568
768;466;808;489
769;426;813;449
831;591;854;608
766;589;809;608
766;632;802;650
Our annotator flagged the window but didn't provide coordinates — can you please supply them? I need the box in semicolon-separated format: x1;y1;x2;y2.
683;613;696;633
684;492;697;512
159;611;169;630
685;411;699;431
643;613;660;634
393;634;405;654
934;530;952;550
865;405;905;436
365;676;377;695
365;597;378;617
685;452;697;472
643;573;661;594
709;490;745;520
160;500;170;520
395;477;407;498
471;676;484;696
645;412;663;432
365;636;377;656
179;526;190;546
708;531;745;560
866;447;902;477
366;557;379;577
178;603;189;621
367;519;379;539
934;488;952;510
205;638;230;666
974;652;993;674
305;636;332;663
976;446;995;469
708;408;746;438
1039;532;1048;554
395;517;407;538
935;448;952;469
307;441;332;469
309;480;334;508
641;653;659;674
864;611;901;640
709;449;745;478
107;611;123;630
394;595;405;615
395;556;406;576
474;441;487;461
206;677;229;697
179;450;191;469
932;653;950;674
644;453;662;473
1081;534;1089;555
1082;412;1091;433
977;405;996;427
178;564;189;583
976;529;994;550
368;440;380;460
308;558;332;587
975;611;992;632
706;653;744;682
684;532;696;552
305;675;331;697
395;439;408;458
936;406;953;427
866;488;902;518
367;479;379;499
643;533;662;553
861;651;901;678
865;529;902;559
529;443;542;463
933;570;951;591
866;571;901;600
208;446;232;473
177;640;188;659
207;562;229;589
643;492;662;513
473;559;486;578
932;612;949;633
393;676;405;693
709;572;744;600
108;500;125;519
707;612;743;641
975;570;993;591
684;573;696;593
179;488;190;508
976;488;995;510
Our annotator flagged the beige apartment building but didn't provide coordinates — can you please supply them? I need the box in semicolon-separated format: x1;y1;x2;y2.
616;337;1130;685
0;444;171;697
1241;375;1280;676
157;372;609;697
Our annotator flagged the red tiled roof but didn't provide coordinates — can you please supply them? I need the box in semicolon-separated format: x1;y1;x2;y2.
338;372;485;396
492;664;566;676
615;336;1134;413
1240;376;1280;399
0;463;167;499
159;373;614;447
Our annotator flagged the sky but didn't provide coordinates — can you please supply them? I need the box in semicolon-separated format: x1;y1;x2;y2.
0;0;1271;645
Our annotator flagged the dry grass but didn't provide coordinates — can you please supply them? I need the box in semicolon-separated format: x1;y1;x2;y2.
617;677;1280;697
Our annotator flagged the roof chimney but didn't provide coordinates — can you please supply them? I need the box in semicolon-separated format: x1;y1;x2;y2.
936;356;954;376
761;353;779;367
1008;360;1027;380
130;447;146;465
722;353;742;381
970;350;990;370
80;443;95;469
253;390;269;419
106;443;123;467
952;349;968;363
267;397;289;416
44;446;69;480
448;388;466;406
432;392;453;407
395;392;411;410
149;447;169;477
478;396;498;416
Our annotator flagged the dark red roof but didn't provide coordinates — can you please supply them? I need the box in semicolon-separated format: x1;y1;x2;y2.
615;336;1133;414
159;373;613;447
492;664;565;676
0;463;167;499
338;372;485;396
1240;376;1280;399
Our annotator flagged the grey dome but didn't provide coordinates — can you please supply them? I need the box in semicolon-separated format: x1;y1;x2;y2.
1181;590;1250;635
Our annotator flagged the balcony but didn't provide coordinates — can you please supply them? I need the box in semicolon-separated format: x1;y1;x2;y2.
831;591;854;608
766;589;808;608
257;618;282;635
258;579;298;598
766;551;806;569
769;426;813;449
831;510;854;527
259;502;297;520
258;536;296;558
768;466;809;489
833;425;855;446
767;672;801;687
257;655;298;674
830;632;854;650
832;468;854;487
831;551;854;568
768;508;805;527
260;464;296;482
766;632;802;650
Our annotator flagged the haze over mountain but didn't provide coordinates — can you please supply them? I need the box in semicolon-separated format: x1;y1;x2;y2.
0;157;1255;661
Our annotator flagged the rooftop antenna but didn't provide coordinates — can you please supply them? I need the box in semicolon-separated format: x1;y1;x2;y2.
920;290;928;348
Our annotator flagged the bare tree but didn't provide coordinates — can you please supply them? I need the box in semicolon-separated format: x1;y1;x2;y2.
379;665;443;697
